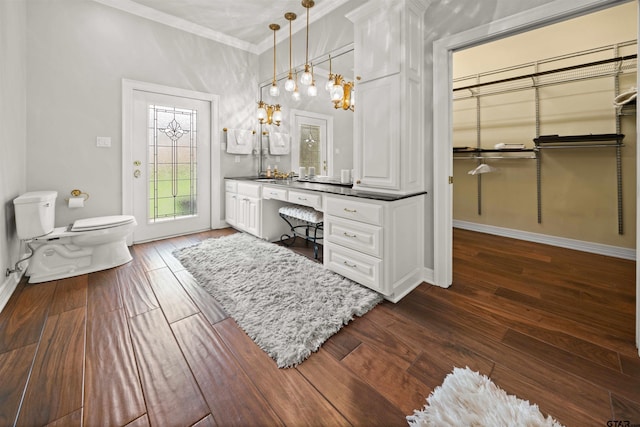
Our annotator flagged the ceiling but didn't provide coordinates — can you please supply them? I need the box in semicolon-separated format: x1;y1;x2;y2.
93;0;350;54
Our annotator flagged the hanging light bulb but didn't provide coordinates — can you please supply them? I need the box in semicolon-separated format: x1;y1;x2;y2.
284;12;297;92
325;54;334;92
331;75;344;102
299;0;315;86
272;104;283;125
257;100;268;121
268;23;280;97
307;63;317;97
292;71;301;100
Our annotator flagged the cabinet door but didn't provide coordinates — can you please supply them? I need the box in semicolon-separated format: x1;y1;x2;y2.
236;197;248;230
244;197;261;237
352;3;401;83
354;74;400;191
225;192;238;226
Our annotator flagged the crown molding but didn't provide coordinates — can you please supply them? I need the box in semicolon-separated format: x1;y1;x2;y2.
93;0;351;55
93;0;259;53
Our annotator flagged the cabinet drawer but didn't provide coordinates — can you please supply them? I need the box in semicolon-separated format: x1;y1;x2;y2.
325;197;383;226
237;182;261;198
225;180;238;192
325;244;382;292
288;190;322;211
325;215;382;258
262;186;287;201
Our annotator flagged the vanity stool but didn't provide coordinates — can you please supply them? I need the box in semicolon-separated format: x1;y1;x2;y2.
278;205;323;259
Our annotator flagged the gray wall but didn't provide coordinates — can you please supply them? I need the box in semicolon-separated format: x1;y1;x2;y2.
26;0;259;228
0;0;27;297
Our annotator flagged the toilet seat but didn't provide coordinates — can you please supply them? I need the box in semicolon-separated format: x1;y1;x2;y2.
71;215;136;232
34;215;137;240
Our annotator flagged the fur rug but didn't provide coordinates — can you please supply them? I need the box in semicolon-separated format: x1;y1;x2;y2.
407;367;564;427
173;233;383;368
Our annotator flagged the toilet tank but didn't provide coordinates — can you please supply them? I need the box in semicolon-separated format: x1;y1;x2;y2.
13;191;58;240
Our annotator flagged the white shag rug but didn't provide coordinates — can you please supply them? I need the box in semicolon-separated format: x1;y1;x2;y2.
407;367;564;427
173;233;383;368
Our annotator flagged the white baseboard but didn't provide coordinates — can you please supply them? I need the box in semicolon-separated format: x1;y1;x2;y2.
0;269;23;314
453;220;636;260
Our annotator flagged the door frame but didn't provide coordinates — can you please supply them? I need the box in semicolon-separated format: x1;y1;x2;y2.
290;109;334;176
122;79;222;243
431;0;639;352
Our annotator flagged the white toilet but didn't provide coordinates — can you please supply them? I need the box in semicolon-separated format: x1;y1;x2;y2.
13;191;137;283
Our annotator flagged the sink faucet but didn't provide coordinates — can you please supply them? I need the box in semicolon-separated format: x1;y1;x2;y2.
273;171;296;180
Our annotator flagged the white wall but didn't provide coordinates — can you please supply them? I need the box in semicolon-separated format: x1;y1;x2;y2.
26;0;258;227
0;0;27;309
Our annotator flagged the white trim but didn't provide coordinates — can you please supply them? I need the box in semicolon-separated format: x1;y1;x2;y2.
432;0;629;288
454;220;636;261
94;0;257;53
93;0;349;55
0;265;25;314
121;79;222;244
289;109;334;177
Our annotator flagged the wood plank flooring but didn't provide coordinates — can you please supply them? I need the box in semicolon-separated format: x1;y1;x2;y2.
0;227;638;426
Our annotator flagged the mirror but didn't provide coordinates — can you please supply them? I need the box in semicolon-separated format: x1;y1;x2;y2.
259;45;354;180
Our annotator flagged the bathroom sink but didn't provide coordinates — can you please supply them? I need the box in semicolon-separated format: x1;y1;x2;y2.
254;178;278;183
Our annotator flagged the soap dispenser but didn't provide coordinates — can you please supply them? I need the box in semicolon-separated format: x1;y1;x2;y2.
266;165;272;178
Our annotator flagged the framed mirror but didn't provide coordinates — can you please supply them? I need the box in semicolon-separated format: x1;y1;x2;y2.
258;44;354;180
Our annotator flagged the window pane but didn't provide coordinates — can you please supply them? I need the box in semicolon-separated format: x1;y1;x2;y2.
147;105;198;223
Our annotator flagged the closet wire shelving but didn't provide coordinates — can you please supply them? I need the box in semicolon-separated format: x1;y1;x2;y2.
452;40;637;234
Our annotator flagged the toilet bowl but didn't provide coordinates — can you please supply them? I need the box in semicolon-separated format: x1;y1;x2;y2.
13;191;137;283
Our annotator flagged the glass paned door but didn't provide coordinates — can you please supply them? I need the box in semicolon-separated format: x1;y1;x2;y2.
148;105;198;222
132;90;211;242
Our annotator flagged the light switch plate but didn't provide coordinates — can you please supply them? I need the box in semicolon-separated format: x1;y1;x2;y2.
96;136;111;148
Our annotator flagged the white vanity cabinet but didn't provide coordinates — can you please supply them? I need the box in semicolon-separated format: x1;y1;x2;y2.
347;0;426;195
233;181;262;237
323;193;425;302
225;180;290;241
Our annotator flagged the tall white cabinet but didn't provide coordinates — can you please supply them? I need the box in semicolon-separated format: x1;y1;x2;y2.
347;0;426;195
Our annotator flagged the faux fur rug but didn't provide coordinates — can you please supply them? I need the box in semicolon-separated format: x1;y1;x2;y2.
173;233;383;368
407;367;564;427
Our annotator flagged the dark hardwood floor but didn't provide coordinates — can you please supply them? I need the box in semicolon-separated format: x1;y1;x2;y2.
0;227;638;426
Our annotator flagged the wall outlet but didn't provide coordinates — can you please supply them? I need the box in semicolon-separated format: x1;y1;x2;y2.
96;136;111;148
234;156;240;163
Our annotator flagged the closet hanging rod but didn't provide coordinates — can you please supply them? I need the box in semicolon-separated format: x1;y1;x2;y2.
454;155;537;160
535;144;624;149
453;54;637;93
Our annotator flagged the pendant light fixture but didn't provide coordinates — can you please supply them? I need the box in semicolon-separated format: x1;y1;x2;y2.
284;12;297;92
299;0;315;86
268;23;280;97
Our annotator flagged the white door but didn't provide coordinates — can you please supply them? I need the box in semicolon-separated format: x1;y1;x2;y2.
131;90;211;242
290;110;333;176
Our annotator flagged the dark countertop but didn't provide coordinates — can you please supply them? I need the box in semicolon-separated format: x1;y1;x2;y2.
226;176;427;202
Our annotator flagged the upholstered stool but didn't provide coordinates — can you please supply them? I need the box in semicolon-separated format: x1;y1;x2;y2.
278;205;323;259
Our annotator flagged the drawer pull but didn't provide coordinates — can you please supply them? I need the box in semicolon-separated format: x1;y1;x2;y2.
343;208;357;213
343;261;357;268
270;192;278;195
343;232;357;238
297;197;308;201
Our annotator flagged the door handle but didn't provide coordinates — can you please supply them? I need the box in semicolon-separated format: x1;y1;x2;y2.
134;170;141;178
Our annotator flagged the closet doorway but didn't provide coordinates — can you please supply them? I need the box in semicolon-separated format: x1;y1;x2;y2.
433;1;640;352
